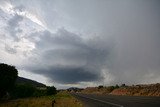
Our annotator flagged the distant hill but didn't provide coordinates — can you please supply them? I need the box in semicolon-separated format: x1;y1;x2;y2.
16;77;46;87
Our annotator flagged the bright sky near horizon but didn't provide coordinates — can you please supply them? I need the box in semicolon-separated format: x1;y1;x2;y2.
0;0;160;89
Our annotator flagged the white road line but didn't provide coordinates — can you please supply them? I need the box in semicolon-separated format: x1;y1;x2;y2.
77;94;124;107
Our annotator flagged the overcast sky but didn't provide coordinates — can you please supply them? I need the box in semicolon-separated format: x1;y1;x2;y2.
0;0;160;89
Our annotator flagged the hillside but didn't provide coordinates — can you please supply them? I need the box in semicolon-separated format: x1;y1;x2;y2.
111;83;160;96
80;83;160;96
16;77;46;87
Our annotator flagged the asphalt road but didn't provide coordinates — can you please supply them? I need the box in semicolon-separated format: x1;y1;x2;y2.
71;93;160;107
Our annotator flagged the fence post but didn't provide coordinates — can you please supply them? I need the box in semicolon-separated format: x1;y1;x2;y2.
52;100;56;107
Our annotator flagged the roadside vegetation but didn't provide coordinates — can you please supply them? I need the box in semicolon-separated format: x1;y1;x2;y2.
54;91;83;107
81;84;121;94
0;63;56;100
0;91;83;107
0;63;83;107
80;83;160;96
111;83;160;96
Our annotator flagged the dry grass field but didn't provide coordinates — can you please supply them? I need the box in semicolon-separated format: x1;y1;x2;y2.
0;91;83;107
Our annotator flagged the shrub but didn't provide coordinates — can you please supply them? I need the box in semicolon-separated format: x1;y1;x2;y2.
108;86;115;92
33;89;46;97
46;86;57;95
98;85;104;89
115;84;119;89
121;84;126;87
107;85;119;92
11;84;36;98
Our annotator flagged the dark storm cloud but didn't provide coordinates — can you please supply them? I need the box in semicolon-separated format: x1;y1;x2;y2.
32;66;102;84
25;28;112;84
1;0;160;87
25;0;160;85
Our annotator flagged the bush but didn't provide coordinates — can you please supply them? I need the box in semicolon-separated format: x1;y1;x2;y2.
98;85;104;89
10;84;57;99
11;84;36;98
108;86;115;92
107;85;119;92
33;89;46;97
115;84;119;89
46;86;57;95
121;84;126;87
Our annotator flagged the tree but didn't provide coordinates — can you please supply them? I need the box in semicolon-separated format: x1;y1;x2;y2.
115;84;119;89
11;84;36;98
108;86;115;92
46;86;57;95
0;63;18;99
121;84;126;87
98;85;104;89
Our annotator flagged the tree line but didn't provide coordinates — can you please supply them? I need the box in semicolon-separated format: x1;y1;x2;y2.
0;63;57;100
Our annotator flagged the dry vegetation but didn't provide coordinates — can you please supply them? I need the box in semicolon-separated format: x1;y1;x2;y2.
111;83;160;96
80;83;160;96
81;86;116;94
0;97;52;107
0;91;83;107
54;91;83;107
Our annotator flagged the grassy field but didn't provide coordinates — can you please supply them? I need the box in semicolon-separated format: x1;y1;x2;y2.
0;91;83;107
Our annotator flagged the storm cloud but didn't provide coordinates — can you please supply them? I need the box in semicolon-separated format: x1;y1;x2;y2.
24;28;111;84
0;0;160;88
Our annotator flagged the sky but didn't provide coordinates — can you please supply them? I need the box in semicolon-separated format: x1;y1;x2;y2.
0;0;160;89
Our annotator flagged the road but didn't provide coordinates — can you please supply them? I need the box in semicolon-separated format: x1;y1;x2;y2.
71;93;160;107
